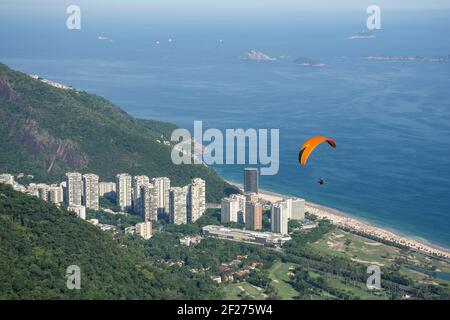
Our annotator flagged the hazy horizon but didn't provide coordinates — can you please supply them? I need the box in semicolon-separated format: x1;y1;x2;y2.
2;0;450;19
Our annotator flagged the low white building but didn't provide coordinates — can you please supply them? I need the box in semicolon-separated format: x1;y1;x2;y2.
0;173;15;186
211;275;222;284
68;205;86;220
180;235;202;246
88;219;99;225
202;225;291;246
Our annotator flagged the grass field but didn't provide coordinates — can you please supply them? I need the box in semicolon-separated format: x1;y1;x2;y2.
311;229;398;266
268;262;299;299
310;228;450;289
222;262;302;300
223;282;266;300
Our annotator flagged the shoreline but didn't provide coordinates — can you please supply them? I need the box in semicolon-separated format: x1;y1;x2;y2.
225;179;450;260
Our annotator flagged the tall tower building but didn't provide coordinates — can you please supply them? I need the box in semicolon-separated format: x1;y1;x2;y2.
245;200;262;230
65;172;82;206
290;198;306;221
82;173;99;210
187;178;206;222
36;183;49;201
221;196;239;223
152;177;170;215
169;186;188;225
221;194;246;223
244;168;259;194
116;173;132;211
132;175;150;214
48;184;64;204
271;201;289;235
141;183;158;221
98;181;116;198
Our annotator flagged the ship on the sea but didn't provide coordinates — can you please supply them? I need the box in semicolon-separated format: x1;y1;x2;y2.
293;57;325;67
348;30;376;40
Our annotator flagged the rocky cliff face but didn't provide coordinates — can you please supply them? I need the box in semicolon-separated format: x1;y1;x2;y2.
0;74;89;174
0;78;23;104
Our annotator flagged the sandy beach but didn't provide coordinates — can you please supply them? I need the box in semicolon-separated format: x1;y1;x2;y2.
226;180;450;260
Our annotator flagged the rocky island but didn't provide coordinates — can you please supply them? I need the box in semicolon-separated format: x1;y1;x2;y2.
242;50;276;61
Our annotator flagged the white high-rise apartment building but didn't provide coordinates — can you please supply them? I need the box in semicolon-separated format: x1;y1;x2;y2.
152;177;170;215
36;183;50;201
169;186;188;225
132;175;150;215
290;198;305;221
188;178;206;222
48;184;64;204
221;194;246;223
83;173;99;210
65;172;83;206
271;201;289;235
135;221;152;240
141;183;158;221
221;197;239;223
26;183;39;197
235;194;246;224
116;173;132;211
98;182;116;198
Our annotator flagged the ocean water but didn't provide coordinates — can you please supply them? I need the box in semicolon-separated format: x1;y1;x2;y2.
1;8;450;247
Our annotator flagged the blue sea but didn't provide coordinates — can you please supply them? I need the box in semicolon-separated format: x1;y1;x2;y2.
1;7;450;248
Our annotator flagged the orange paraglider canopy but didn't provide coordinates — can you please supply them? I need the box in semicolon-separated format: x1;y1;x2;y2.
298;136;336;166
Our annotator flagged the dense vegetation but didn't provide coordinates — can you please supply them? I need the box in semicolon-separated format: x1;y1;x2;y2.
0;184;222;299
1;184;449;300
0;63;238;202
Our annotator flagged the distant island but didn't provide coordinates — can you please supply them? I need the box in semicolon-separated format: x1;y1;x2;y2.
364;55;450;62
293;57;325;68
98;36;112;42
348;31;376;40
242;50;276;61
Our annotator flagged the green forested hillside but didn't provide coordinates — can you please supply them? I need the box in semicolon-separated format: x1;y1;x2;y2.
0;63;237;202
0;184;222;299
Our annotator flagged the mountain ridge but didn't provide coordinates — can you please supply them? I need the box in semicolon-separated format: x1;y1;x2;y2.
0;63;238;202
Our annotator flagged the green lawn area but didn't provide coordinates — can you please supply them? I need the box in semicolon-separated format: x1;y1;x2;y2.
310;229;450;296
324;274;387;300
268;261;299;300
311;229;399;267
399;268;428;282
223;282;266;300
